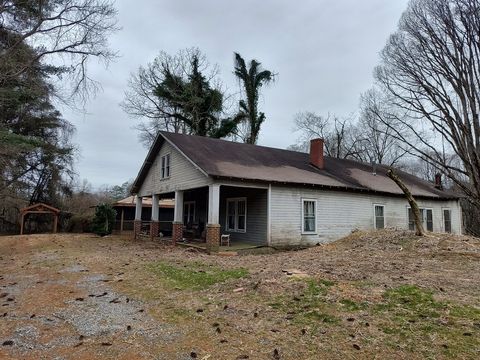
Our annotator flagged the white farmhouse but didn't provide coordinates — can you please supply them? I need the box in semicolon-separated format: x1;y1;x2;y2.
131;132;462;250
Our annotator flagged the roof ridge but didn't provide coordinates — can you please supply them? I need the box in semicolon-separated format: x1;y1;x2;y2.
160;131;308;156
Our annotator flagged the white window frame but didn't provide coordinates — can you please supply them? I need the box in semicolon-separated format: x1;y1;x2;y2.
373;204;386;229
226;197;247;233
424;208;434;232
442;208;452;233
302;198;317;234
183;201;195;225
407;207;433;232
161;153;171;179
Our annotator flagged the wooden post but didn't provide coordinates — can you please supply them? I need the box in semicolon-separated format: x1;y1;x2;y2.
20;213;25;235
135;196;143;220
120;208;124;233
207;184;220;225
53;214;58;233
152;194;159;221
174;191;184;223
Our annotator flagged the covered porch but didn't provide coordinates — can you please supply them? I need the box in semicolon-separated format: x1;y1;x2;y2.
133;183;270;252
112;196;174;235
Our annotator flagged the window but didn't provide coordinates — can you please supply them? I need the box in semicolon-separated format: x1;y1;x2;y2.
183;201;195;225
408;207;433;232
302;199;316;234
443;209;452;233
161;154;170;178
408;208;414;231
374;205;385;229
425;209;433;232
226;198;247;232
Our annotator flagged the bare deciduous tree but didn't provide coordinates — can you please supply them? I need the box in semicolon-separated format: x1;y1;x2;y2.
289;109;406;166
290;112;364;159
0;0;119;101
373;0;480;206
359;88;408;166
121;49;209;136
121;48;240;147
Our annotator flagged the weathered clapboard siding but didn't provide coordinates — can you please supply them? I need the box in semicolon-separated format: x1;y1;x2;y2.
219;186;268;245
270;186;462;246
138;140;211;197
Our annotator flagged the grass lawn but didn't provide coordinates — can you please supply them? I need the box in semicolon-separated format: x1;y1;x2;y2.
147;260;248;290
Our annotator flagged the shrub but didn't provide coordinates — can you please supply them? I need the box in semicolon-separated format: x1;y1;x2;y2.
92;203;116;236
66;214;93;233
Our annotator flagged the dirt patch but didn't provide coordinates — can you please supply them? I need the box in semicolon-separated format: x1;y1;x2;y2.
0;230;479;359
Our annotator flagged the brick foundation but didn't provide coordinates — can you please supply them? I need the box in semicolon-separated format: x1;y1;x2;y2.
133;220;142;240
206;224;221;254
172;221;183;246
150;221;159;240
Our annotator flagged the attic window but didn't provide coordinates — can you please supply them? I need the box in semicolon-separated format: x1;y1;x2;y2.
161;154;170;178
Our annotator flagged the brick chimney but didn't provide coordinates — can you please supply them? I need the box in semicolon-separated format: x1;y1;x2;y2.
310;138;324;169
434;173;442;189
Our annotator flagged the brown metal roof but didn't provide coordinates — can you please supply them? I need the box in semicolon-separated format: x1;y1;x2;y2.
132;131;459;200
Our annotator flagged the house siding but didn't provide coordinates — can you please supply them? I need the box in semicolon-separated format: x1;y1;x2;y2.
270;186;462;247
219;186;268;245
138;141;211;197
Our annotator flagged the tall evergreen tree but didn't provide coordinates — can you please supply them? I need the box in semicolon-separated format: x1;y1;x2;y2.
233;53;275;144
122;48;242;146
0;29;75;206
154;54;226;137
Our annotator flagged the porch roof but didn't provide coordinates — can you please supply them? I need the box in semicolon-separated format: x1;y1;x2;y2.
113;196;174;208
132;131;459;200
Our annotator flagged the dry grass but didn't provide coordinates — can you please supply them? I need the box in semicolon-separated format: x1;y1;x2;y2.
0;230;479;359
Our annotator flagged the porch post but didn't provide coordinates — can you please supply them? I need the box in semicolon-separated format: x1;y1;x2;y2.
120;208;124;233
267;184;272;246
134;195;142;240
135;195;143;220
151;194;160;239
172;190;184;245
206;184;221;253
53;214;58;234
20;212;25;235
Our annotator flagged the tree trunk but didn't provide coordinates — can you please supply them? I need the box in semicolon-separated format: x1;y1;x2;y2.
387;169;425;236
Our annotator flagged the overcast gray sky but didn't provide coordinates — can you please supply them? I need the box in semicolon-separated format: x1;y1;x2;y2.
65;0;410;189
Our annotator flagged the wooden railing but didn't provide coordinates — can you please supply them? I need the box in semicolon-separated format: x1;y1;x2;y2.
113;220;173;236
